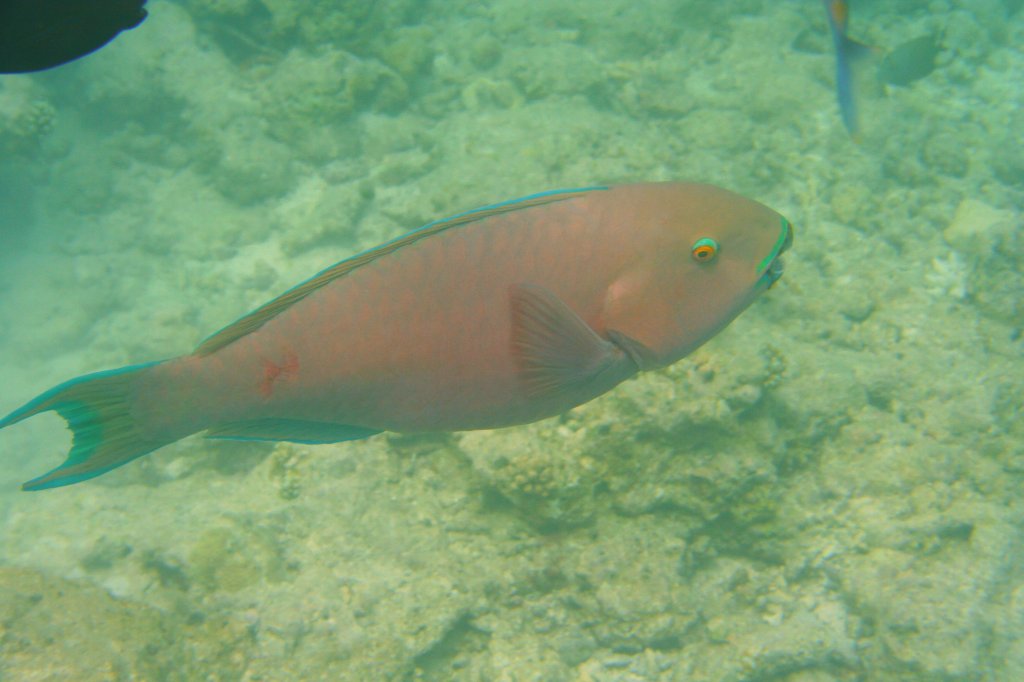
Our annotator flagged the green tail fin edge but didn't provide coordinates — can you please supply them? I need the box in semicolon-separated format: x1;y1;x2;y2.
0;362;165;491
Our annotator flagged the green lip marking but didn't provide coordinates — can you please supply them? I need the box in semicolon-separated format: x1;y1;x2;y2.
756;216;792;275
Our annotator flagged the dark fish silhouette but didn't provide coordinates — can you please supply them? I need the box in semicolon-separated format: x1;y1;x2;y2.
0;0;147;74
878;34;941;87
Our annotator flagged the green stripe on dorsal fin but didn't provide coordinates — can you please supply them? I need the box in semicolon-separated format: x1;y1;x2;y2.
193;186;607;356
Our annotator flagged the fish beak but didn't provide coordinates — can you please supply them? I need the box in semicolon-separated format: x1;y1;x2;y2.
765;255;785;289
759;218;794;290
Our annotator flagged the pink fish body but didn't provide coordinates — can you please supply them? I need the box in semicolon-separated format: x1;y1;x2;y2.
1;183;792;490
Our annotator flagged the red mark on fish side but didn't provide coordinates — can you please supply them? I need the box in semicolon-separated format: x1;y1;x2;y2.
259;349;299;398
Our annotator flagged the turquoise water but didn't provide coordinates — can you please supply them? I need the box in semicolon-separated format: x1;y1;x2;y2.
0;0;1021;678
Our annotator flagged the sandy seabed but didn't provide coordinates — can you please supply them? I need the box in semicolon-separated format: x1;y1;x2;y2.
0;1;1021;680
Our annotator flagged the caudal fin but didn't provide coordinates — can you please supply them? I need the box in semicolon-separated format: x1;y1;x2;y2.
0;362;168;491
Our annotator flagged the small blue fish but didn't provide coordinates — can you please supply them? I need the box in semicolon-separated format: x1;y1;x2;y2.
822;0;872;136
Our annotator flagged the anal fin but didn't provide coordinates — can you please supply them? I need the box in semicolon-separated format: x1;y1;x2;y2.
205;418;381;444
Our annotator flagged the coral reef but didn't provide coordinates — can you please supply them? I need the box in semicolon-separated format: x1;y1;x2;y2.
0;81;55;156
0;0;1021;680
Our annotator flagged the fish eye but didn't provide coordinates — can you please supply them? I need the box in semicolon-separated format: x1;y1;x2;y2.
691;237;719;263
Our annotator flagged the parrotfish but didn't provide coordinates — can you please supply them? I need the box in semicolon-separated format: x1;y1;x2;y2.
822;0;873;136
0;183;793;491
0;0;147;74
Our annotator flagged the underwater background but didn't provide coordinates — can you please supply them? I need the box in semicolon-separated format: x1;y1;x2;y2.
0;0;1021;679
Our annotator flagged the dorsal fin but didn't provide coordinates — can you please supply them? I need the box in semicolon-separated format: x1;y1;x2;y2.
193;186;607;356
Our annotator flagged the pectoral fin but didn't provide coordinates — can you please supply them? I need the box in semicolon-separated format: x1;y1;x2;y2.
606;329;661;371
509;283;641;397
